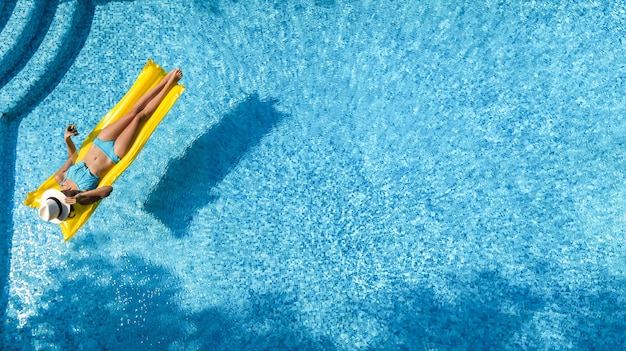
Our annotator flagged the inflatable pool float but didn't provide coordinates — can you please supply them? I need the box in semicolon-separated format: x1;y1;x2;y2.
24;59;185;241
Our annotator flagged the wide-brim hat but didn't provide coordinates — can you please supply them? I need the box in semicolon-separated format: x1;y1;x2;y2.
38;189;70;224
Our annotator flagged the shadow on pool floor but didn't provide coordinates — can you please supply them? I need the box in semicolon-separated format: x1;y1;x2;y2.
143;93;287;238
3;251;334;350
4;249;624;350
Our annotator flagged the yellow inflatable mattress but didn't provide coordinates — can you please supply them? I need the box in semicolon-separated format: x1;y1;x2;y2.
24;59;185;241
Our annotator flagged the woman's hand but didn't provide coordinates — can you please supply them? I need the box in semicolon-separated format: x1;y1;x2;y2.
64;194;79;205
64;124;78;140
65;187;112;205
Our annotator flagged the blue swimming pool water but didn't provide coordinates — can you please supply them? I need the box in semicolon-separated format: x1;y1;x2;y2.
2;0;626;349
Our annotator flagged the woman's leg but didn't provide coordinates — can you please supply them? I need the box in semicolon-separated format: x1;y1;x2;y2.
112;69;182;158
97;69;177;142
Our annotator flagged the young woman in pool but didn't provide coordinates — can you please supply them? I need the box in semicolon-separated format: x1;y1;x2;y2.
53;68;183;206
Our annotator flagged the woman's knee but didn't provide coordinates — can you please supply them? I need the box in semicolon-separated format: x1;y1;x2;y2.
126;110;146;122
135;110;149;121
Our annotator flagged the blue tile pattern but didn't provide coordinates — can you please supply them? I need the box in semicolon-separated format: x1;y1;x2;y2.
2;0;626;349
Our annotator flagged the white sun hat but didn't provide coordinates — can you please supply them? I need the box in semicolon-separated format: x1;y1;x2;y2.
38;189;71;223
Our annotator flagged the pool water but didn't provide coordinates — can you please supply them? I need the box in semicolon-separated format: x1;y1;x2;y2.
2;0;626;349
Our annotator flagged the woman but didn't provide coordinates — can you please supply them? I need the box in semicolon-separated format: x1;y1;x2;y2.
52;68;183;206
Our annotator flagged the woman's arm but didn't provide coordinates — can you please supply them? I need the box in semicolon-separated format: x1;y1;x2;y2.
54;158;75;184
64;124;78;158
65;186;113;205
53;125;80;184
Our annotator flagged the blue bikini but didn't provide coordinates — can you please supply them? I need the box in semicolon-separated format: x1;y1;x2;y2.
93;137;121;164
63;162;100;190
62;138;121;191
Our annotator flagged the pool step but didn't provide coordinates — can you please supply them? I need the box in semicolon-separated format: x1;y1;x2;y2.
0;0;83;118
0;0;19;33
0;0;57;91
0;0;37;65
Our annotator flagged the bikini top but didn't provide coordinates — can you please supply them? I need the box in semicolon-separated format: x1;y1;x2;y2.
63;161;100;191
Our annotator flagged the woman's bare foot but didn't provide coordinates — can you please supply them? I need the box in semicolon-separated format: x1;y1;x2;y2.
169;68;183;84
158;69;182;94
